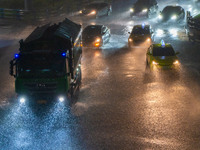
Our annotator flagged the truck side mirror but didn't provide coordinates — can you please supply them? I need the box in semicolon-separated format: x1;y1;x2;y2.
9;60;14;76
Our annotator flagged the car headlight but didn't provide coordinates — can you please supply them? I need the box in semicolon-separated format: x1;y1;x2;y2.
130;8;134;12
158;14;163;19
94;43;100;47
142;8;148;13
146;38;151;42
95;38;101;43
79;10;82;14
152;61;158;65
171;15;177;20
90;10;96;15
173;60;179;65
128;38;133;42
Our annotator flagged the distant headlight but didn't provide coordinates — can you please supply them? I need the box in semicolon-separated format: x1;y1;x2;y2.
128;38;133;42
130;8;134;12
89;10;96;15
79;10;82;14
152;61;158;65
173;60;179;65
158;14;163;19
171;15;177;20
142;8;148;13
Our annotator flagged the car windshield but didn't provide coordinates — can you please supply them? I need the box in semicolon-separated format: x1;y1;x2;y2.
135;0;150;5
18;54;66;78
162;6;181;14
131;27;150;35
85;3;107;9
153;46;175;56
83;26;101;36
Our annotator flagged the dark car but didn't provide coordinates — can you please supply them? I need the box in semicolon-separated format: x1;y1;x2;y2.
158;6;185;22
193;0;200;7
82;25;111;48
128;24;154;47
130;0;158;18
79;2;112;18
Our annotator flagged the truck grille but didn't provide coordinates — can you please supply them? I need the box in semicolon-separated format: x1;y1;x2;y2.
24;82;57;93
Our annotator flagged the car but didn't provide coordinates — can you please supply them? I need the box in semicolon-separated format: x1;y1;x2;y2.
158;6;185;22
146;40;180;70
129;0;158;18
82;25;111;48
128;24;154;47
79;2;112;19
193;0;200;7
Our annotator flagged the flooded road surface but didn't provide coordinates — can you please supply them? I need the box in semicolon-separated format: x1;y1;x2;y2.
0;0;200;149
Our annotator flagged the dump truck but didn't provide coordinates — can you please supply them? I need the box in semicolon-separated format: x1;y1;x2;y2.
186;11;200;42
9;18;82;104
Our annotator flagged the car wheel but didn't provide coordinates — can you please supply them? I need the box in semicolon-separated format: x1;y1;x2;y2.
146;60;151;72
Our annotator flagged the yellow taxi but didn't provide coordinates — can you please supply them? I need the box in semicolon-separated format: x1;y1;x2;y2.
146;40;180;70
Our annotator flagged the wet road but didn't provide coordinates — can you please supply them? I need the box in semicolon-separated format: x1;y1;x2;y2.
1;0;200;149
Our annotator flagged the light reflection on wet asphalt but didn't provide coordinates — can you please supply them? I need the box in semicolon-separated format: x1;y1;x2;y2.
1;0;200;149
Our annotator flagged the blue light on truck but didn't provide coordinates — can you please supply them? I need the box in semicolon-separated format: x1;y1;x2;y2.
62;53;66;57
15;54;19;59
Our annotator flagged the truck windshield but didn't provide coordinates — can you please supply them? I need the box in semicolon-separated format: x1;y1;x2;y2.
18;54;66;78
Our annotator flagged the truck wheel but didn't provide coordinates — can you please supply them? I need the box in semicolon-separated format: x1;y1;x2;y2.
77;68;82;90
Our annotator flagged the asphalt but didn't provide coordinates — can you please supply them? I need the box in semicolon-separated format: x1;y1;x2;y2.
0;0;200;149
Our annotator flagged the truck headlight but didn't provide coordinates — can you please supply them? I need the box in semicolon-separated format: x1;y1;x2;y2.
130;8;134;12
142;8;148;13
171;15;177;20
58;96;65;102
19;97;26;104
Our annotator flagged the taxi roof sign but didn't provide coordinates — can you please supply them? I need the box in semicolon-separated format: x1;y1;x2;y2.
161;39;165;47
142;23;145;29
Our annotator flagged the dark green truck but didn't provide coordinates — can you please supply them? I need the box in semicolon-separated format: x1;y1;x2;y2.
10;18;82;104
